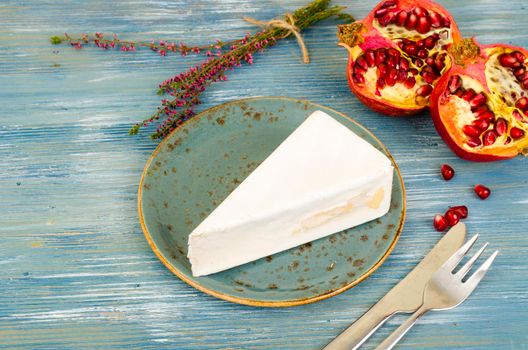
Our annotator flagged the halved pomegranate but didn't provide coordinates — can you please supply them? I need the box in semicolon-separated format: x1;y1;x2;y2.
337;0;461;115
431;38;528;161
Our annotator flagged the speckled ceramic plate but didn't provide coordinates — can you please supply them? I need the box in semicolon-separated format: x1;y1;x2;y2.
139;97;405;307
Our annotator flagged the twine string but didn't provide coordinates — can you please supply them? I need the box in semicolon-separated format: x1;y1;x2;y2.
244;13;310;64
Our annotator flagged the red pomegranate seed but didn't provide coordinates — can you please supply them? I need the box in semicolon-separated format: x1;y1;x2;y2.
356;56;368;70
354;63;366;75
396;10;408;26
403;43;418;56
422;71;436;84
467;137;482;147
474;184;491;200
377;77;386;89
494;118;507;135
386;75;396;87
353;73;365;84
461;89;476;101
454;89;464;97
473;104;489;117
450;205;468;219
399;58;409;70
416;84;433;97
404;76;416;88
429;11;442;28
434;58;445;73
365;50;376;67
441;164;455;181
473;118;490;131
379;64;390;78
387;56;398;68
426;56;435;67
380;0;397;8
375;7;390;18
470;92;487;110
504;136;512;145
405;13;418;30
482;130;497;146
512;50;525;62
396;69;407;82
376;49;388;65
424;36;436;50
479;111;495;123
387;48;399;58
416;39;425;49
417;16;432;34
513;110;524;121
445;210;460;226
510;127;525;139
498;53;518;68
440;14;451;28
433;214;448;232
518;71;528;82
515;97;528;111
514;67;526;78
379;12;396;26
462;125;481;137
448;75;462;94
417;49;428;59
413;6;427;17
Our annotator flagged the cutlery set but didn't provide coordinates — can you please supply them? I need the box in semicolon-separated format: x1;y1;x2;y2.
324;223;498;350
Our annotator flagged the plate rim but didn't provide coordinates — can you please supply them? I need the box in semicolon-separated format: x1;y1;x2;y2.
138;96;406;307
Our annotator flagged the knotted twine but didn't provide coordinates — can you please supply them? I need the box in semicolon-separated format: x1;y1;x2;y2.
244;13;310;64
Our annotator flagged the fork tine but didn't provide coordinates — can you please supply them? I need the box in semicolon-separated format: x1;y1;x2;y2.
455;242;489;279
465;250;499;291
443;234;479;271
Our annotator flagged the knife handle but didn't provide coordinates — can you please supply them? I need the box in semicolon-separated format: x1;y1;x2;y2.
322;300;397;350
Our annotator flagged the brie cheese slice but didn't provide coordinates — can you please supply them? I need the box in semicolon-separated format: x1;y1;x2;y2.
188;110;394;277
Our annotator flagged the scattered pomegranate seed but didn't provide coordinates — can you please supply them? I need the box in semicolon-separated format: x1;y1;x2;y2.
449;205;468;219
445;209;460;226
474;184;491;199
440;164;455;181
433;214;448;232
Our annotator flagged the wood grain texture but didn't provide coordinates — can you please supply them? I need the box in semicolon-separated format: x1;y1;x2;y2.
0;0;527;349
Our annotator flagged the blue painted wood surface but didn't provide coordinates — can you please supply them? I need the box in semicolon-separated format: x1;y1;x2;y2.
0;0;527;348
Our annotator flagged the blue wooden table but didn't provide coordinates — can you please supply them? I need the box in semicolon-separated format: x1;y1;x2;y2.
1;0;527;348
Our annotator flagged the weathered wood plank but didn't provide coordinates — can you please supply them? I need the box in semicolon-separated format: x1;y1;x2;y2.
1;0;527;348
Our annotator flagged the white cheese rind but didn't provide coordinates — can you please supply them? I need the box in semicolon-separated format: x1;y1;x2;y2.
188;110;394;277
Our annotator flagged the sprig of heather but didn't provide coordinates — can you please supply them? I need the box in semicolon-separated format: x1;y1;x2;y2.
51;0;354;139
50;32;254;57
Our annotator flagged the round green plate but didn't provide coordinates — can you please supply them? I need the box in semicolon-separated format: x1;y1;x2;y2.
139;97;406;307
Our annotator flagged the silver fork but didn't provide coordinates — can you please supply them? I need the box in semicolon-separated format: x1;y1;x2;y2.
375;234;498;350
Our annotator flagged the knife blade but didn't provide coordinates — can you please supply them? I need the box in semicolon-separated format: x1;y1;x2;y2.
323;222;466;350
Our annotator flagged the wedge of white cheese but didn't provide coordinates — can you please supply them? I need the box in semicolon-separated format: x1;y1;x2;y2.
188;110;393;277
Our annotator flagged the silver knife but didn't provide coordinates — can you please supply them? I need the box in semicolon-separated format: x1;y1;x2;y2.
323;222;466;350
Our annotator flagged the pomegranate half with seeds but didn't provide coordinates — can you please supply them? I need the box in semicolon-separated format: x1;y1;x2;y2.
431;38;528;161
337;0;460;115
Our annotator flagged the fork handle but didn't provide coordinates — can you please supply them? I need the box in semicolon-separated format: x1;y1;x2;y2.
374;305;429;350
322;307;395;350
